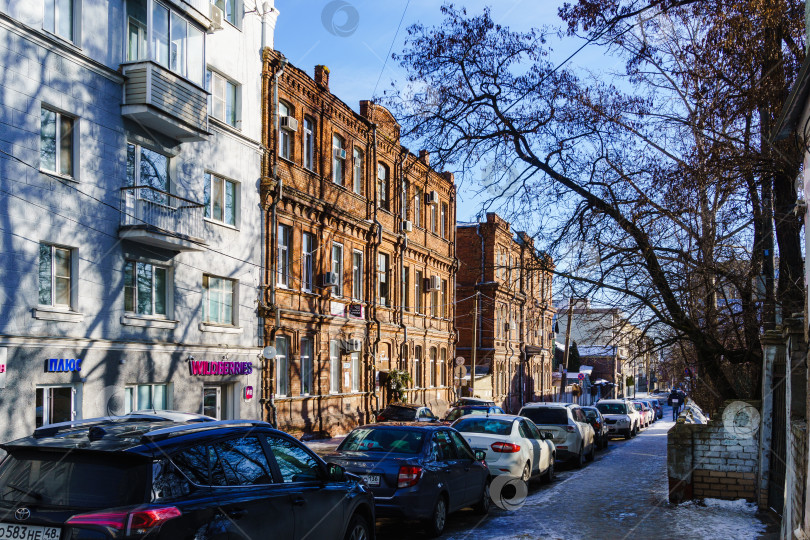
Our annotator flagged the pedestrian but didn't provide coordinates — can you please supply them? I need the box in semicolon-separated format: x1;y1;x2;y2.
668;388;682;420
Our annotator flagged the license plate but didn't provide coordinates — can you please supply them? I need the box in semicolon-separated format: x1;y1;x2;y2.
362;474;380;487
0;523;61;540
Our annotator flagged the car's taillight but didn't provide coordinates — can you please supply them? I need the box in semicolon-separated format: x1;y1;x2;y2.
565;425;576;433
376;414;385;421
67;506;182;535
491;442;521;453
595;422;601;430
397;465;422;488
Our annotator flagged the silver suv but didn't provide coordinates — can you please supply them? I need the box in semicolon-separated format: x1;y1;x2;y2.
518;403;595;468
596;399;641;439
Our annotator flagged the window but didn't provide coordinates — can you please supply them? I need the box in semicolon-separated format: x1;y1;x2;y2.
278;101;293;160
332;135;345;184
431;288;438;318
40;107;74;178
402;179;409;220
304;117;315;171
429;347;437;387
331;243;344;297
125;383;169;412
414;346;422;388
207;70;238;127
353;148;364;194
204;173;237;226
329;340;340;393
302;233;315;292
35;386;74;427
126;0;204;85
203;275;235;325
430;203;437;234
265;436;320;483
414;188;422;228
209;437;273;486
415;270;423;314
213;0;239;26
124;261;168;316
275;336;288;396
44;0;74;41
352;251;363;301
403;266;410;311
441;279;448;319
378;253;389;307
300;338;313;395
377;163;389;210
351;351;361;392
441;203;448;239
277;224;290;287
126;143;169;204
202;386;222;419
38;243;72;308
440;348;447;387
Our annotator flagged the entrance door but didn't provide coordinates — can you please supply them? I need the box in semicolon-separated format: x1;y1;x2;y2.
203;386;222;419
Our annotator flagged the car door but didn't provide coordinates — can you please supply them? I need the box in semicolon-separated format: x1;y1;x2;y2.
264;434;348;540
518;420;542;474
432;430;467;511
448;430;484;506
576;409;594;450
524;421;549;472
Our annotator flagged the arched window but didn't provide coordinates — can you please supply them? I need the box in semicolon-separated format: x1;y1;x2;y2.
332;135;345;184
377;162;389;210
429;347;437;387
414;345;423;388
278;102;293;160
353;148;364;194
303;116;315;171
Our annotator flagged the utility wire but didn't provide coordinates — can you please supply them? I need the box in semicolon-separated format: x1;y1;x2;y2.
372;0;411;99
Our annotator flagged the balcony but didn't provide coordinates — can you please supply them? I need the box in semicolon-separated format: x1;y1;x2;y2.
119;186;206;251
121;61;209;142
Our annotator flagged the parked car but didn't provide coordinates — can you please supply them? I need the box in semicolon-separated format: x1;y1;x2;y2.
452;414;555;483
642;399;662;420
443;405;505;422
376;403;439;423
326;423;489;537
451;397;497;408
580;406;609;450
596;399;640;439
518;403;595;467
632;401;654;428
0;412;375;540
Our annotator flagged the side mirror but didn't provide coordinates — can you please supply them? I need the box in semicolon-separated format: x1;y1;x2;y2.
326;463;346;482
474;450;487;461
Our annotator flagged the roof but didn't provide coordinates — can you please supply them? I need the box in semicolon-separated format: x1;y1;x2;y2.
578;346;617;357
454;413;523;422
774;54;810;141
355;422;445;431
520;402;568;408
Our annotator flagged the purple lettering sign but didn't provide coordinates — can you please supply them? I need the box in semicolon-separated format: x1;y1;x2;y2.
189;360;253;376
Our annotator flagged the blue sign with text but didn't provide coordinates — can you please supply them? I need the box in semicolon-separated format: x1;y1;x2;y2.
46;358;82;372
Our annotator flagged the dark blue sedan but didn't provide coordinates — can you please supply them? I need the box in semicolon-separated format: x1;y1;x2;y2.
325;423;490;537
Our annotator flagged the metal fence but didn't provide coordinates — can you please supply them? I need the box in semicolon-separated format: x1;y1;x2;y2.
120;186;204;240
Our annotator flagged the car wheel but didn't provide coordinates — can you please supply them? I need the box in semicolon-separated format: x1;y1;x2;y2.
424;495;448;538
521;461;532;482
472;479;490;515
603;436;609;449
587;443;595;462
343;513;372;540
624;429;632;440
544;454;555;483
575;446;585;469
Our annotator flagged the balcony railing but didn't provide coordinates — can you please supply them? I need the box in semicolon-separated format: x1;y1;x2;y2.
119;186;206;251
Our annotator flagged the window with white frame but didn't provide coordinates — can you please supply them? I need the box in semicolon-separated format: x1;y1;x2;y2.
440;348;447;386
414;188;422;228
124;261;168;316
441;279;448;319
332;243;344;297
332;135;345;184
441;202;448;239
300;337;313;395
204;172;237;226
430;203;437;234
377;163;389;210
275;336;288;396
124;383;169;412
126;142;169;204
304;117;315;171
414;270;423;314
353;148;364;195
277;224;291;287
351;351;361;392
40;107;74;178
302;232;315;292
207;70;238;127
429;347;436;387
329;340;340;393
403;266;410;311
278;101;293;160
352;250;363;301
414;346;422;388
402;179;409;220
212;0;239;26
378;253;389;307
38;243;73;308
44;0;75;41
125;0;204;85
431;288;438;318
202;274;235;325
36;386;75;427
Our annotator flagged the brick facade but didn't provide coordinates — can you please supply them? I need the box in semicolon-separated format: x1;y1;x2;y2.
260;51;456;435
456;213;555;413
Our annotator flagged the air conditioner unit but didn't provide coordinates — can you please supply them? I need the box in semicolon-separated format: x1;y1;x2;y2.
426;190;439;205
209;3;224;31
280;116;298;132
425;275;441;291
321;272;339;288
401;220;413;233
333;147;347;160
343;338;363;352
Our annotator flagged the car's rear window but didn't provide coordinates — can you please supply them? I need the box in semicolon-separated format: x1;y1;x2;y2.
583;409;598;420
0;450;148;509
338;428;425;454
452;418;513;435
445;408;488;422
597;403;628;414
381;406;417;421
520;407;568;425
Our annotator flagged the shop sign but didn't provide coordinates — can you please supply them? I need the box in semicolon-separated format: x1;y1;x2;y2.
348;304;363;318
189;360;253;376
0;348;6;389
45;358;82;372
330;301;346;317
244;386;254;402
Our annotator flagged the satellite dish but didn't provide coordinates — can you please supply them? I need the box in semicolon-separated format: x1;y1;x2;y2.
262;346;277;359
455;356;466;366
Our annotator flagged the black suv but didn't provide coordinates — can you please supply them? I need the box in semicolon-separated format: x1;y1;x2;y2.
0;412;374;539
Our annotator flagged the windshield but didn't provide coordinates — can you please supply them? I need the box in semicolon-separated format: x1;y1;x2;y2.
597;403;628;415
380;406;417;421
444;408;488;422
338;428;425;454
520;408;568;425
453;418;514;435
0;450;148;509
582;409;598;420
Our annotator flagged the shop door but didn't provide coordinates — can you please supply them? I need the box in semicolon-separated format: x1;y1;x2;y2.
203;386;222;419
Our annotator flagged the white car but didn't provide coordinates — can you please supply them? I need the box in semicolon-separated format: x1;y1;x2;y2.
518;403;595;468
452;414;555;483
632;401;654;428
596;399;641;439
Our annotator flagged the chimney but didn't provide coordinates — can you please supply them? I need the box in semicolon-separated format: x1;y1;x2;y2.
419;149;430;166
315;65;330;90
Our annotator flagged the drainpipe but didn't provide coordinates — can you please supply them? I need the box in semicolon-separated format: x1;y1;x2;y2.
398;149;408;370
370;122;381;416
474;223;485;397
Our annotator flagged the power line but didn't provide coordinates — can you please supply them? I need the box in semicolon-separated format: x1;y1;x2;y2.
372;0;411;99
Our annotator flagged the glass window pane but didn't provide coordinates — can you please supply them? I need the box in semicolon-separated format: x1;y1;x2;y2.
152;3;169;66
223;283;233;324
265;436;320;483
124;261;135;312
140;148;168;204
153;384;167;409
49;387;72;424
44;0;55;33
203;173;211;218
57;0;73;40
214;75;225;121
124;387;134;414
138;385;152;410
351;352;360;392
154;267;167;315
126;144;136;186
330;340;340;393
170;12;186;77
213;175;223;221
40;108;56;172
187;25;203;85
38;245;52;305
53;248;70;306
54;277;70;306
300;338;313;395
226;81;236;126
225;180;235;225
276;337;288;396
212;437;273;486
136;262;153;315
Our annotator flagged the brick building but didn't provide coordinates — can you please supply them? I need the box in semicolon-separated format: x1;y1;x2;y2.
259;51;457;435
456;214;555;412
